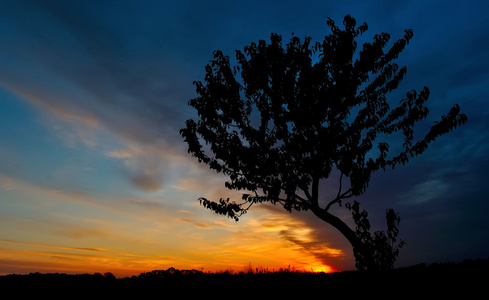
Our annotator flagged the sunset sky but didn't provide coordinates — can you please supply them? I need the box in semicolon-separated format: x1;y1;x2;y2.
1;0;488;277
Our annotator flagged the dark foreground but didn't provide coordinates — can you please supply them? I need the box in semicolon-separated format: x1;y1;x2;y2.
1;259;487;296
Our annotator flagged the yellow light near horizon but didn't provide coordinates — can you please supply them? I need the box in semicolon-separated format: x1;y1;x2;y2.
0;174;349;278
310;265;336;273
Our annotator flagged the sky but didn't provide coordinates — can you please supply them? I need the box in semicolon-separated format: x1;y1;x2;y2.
0;0;488;277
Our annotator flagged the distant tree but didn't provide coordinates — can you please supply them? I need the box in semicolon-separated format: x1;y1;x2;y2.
104;272;116;279
181;15;467;271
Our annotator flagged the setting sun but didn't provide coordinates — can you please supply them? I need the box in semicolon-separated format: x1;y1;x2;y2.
310;265;337;273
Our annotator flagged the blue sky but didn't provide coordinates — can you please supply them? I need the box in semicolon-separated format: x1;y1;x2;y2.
0;0;488;276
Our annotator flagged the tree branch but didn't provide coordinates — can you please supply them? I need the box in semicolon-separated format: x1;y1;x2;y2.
336;173;344;200
301;185;313;202
311;176;320;206
325;173;353;211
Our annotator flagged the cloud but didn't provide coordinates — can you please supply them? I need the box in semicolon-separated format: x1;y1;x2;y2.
107;150;133;159
106;143;168;192
42;110;101;149
271;217;346;264
0;1;212;195
0;239;130;256
0;174;97;207
400;179;450;205
0;173;176;224
238;212;349;269
0;1;191;154
131;175;163;192
0;176;16;191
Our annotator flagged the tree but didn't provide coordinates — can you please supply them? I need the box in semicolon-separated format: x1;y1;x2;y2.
180;15;467;271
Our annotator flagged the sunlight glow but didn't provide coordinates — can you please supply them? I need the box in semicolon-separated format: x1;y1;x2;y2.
309;265;336;273
0;173;345;277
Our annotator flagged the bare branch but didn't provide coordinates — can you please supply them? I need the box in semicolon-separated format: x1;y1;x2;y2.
326;187;353;211
336;173;344;200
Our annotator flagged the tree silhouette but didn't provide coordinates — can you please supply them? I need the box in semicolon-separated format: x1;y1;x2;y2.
180;15;467;271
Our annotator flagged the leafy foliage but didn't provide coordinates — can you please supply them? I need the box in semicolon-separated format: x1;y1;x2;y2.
181;15;467;271
346;201;405;271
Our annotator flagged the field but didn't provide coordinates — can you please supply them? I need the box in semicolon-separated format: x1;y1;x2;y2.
1;258;487;296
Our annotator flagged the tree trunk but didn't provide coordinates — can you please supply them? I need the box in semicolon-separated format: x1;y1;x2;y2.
311;206;375;271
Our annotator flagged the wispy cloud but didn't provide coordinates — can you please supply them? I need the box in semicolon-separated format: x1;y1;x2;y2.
0;0;190;153
105;144;168;192
400;179;450;205
0;239;135;256
0;238;188;277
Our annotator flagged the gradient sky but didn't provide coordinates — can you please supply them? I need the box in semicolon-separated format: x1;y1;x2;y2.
1;0;488;277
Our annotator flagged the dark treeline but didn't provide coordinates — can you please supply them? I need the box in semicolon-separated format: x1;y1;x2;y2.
1;258;488;283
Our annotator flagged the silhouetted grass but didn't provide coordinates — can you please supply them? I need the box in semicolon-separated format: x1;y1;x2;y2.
1;258;487;295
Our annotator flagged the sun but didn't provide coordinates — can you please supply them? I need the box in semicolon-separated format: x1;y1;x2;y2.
309;265;337;273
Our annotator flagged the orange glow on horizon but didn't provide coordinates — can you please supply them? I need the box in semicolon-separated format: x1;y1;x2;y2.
0;238;340;278
310;265;337;273
0;175;349;278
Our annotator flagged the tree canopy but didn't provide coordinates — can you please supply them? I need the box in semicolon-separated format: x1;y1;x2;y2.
181;15;467;271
